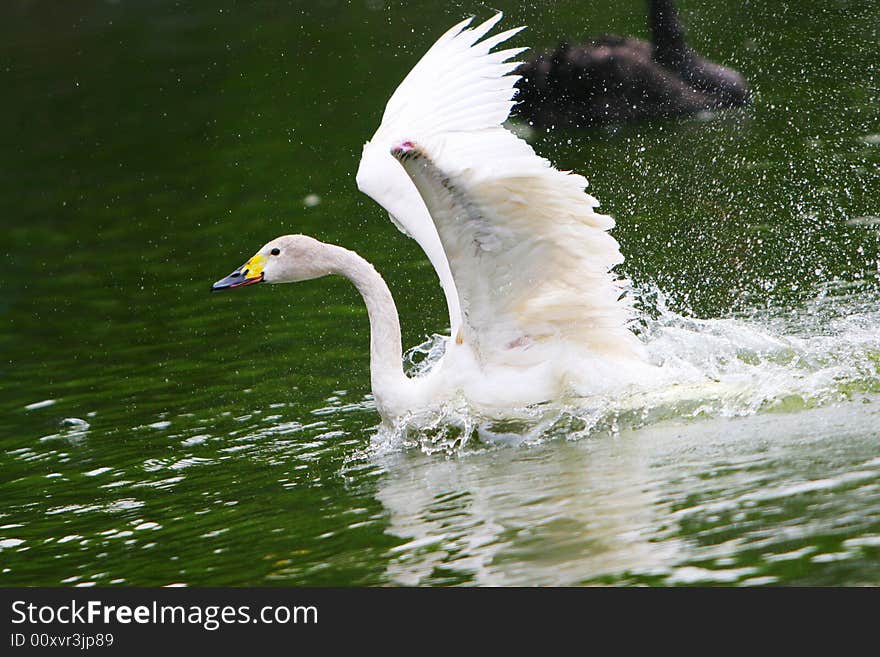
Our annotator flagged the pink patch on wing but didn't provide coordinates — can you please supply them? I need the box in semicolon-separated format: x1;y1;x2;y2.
391;140;416;156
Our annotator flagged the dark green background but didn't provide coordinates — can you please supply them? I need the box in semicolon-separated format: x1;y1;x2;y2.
1;0;879;585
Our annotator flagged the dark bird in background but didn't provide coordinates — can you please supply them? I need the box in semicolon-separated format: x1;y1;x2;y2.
514;0;750;128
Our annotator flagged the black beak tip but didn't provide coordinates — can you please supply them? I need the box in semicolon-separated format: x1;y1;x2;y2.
211;270;263;292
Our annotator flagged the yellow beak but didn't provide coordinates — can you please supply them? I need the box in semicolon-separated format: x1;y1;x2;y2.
211;253;267;291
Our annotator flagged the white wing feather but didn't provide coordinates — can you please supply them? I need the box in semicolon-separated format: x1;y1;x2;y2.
357;14;525;337
358;14;643;364
394;131;643;363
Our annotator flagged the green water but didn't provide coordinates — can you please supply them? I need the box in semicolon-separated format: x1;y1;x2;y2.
2;0;879;586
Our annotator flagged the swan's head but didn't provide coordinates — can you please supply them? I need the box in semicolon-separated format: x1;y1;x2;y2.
211;234;334;291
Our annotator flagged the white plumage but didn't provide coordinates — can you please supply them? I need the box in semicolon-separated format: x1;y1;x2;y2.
356;13;528;339
358;13;643;366
215;14;649;422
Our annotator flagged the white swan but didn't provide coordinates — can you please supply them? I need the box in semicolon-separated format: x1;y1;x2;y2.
212;14;648;422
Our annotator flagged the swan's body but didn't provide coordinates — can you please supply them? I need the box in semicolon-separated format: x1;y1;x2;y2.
212;15;649;423
514;0;750;128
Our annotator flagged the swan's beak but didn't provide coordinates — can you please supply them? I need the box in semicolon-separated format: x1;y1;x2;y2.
211;254;266;291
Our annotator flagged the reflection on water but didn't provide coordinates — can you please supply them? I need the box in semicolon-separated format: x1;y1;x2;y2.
5;385;878;586
374;401;880;585
376;430;681;585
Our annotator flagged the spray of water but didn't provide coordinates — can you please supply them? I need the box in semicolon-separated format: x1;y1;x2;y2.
374;281;880;455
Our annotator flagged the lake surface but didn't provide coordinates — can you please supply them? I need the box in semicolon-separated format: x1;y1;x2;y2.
2;0;879;586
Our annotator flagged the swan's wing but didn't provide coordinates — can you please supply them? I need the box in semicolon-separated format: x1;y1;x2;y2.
392;130;643;363
356;14;525;337
360;14;641;363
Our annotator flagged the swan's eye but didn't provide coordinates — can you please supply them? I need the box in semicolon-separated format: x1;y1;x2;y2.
270;248;281;256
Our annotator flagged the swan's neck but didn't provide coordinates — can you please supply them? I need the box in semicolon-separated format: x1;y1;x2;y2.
327;245;408;414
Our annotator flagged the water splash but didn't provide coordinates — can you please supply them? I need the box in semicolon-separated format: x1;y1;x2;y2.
380;282;880;455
